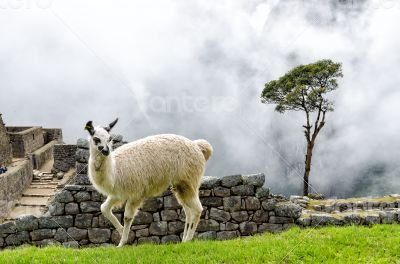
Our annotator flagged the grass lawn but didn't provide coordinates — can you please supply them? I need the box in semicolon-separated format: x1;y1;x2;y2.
0;225;399;263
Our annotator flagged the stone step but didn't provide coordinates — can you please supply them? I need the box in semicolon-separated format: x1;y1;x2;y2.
32;181;58;185
23;188;55;197
29;184;58;189
6;206;45;220
16;197;49;206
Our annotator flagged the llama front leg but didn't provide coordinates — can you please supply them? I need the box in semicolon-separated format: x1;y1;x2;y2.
181;204;192;242
117;199;140;247
184;196;203;242
101;196;124;235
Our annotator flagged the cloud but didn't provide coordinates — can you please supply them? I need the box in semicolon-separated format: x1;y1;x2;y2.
0;0;399;197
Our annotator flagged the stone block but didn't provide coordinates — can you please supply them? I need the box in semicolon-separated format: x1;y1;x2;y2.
80;201;101;213
138;236;160;245
54;228;69;242
15;215;38;231
262;199;278;211
213;187;231;197
30;229;54;241
197;219;219;232
231;211;249;222
75;214;93;228
149;222;168;236
200;176;221;189
200;197;223;207
239;222;257;235
142;197;163;212
161;235;181;244
231;185;254;196
67;227;87;241
253;210;269;223
221;175;242;187
275;202;303;219
258;223;283;233
209;208;231;222
269;216;294;224
135;228;149;237
199;189;211;197
217;231;238;240
65;203;80;215
168;221;185;234
164;195;181;209
223;196;242;212
5;231;30;246
197;231;217;240
255;187;270;198
75;174;91;185
245;197;260;210
242;173;265;187
161;210;179;221
48;202;65;216
0;222;17;235
74;191;91;202
88;228;111;244
39;216;73;229
225;222;239;231
133;211;153;225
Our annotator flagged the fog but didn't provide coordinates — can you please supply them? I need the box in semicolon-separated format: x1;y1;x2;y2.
1;0;399;197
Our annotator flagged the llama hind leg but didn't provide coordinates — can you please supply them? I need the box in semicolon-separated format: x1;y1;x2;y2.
101;196;124;235
174;183;203;242
117;199;141;247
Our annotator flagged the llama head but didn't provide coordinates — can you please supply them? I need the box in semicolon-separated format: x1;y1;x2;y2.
85;118;119;156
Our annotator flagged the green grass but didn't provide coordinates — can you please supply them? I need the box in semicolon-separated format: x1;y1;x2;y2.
1;225;399;263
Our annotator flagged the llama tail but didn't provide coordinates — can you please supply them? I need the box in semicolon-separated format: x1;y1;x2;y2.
194;139;213;161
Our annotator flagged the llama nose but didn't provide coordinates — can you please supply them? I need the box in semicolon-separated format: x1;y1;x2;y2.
101;148;110;156
98;145;104;151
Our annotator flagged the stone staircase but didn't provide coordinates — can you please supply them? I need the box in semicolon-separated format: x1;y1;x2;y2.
5;169;75;221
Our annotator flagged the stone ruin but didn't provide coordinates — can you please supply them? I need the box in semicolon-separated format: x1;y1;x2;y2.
0;118;399;249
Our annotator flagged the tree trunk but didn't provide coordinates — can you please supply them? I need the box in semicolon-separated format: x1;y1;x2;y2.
303;141;314;196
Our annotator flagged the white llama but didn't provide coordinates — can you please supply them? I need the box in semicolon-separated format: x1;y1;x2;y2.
84;119;213;247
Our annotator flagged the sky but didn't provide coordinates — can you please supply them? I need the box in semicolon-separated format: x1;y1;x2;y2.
1;0;399;197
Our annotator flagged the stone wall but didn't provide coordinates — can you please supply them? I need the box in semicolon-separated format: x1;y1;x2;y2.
53;145;77;172
6;127;45;158
0;159;33;220
0;173;303;248
43;129;63;144
0;136;304;248
0;114;12;166
31;141;58;170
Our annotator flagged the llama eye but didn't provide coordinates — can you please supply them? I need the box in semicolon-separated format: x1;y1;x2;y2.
93;137;101;144
108;137;112;142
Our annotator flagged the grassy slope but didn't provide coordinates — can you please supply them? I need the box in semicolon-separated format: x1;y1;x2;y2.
0;225;399;264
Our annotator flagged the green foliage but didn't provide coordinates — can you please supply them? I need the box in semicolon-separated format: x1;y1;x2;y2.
1;225;399;263
261;59;343;113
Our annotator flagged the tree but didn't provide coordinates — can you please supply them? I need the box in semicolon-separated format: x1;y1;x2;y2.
261;59;343;196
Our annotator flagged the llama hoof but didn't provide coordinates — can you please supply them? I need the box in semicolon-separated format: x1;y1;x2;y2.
117;243;125;248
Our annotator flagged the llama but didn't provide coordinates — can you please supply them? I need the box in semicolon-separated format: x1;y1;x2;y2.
84;119;213;247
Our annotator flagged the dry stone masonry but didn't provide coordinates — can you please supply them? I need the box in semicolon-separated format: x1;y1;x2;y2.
0;135;399;249
0;172;304;248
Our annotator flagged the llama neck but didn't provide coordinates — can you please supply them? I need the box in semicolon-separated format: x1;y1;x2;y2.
89;147;114;192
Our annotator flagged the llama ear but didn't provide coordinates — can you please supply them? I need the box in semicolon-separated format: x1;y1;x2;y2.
85;121;95;136
105;118;119;132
